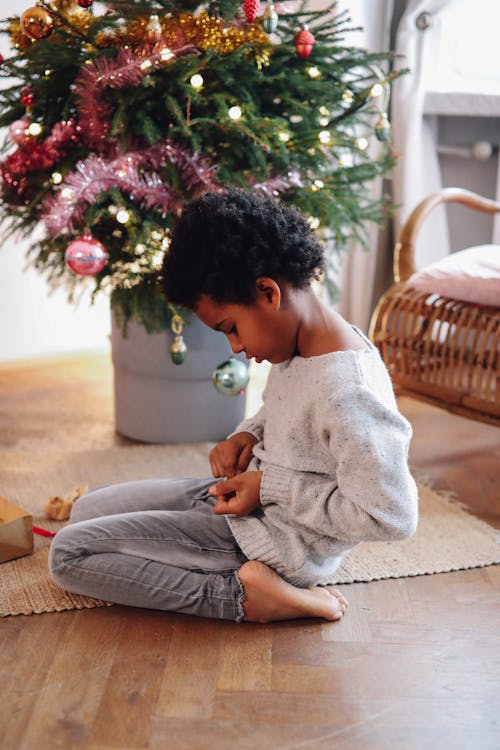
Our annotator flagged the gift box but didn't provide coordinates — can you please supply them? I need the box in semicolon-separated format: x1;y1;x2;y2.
0;496;34;564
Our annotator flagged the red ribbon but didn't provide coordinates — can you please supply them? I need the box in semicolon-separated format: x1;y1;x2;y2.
32;525;56;538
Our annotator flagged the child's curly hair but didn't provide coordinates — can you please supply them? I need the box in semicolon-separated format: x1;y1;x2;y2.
162;187;325;309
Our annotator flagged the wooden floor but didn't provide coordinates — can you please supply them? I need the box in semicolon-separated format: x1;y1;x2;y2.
1;354;500;750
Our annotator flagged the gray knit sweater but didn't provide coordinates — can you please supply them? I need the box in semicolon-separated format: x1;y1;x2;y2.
226;335;419;587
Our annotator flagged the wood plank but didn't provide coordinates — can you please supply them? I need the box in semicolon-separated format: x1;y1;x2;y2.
216;623;273;691
155;618;222;720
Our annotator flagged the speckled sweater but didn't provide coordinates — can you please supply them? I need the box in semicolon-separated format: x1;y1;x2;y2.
226;333;419;587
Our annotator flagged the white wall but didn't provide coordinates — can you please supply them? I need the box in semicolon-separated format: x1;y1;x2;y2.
0;0;110;362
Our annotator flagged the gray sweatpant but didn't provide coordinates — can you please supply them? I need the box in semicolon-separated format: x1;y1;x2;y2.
48;478;248;621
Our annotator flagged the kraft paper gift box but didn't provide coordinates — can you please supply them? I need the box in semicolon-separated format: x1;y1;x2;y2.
0;496;34;564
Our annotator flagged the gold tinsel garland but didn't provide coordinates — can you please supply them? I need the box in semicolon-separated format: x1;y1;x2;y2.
10;7;271;64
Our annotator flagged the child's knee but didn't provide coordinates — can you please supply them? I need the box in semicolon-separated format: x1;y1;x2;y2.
48;523;86;587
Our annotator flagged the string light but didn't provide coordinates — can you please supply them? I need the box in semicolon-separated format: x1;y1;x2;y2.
318;130;331;144
356;136;369;150
116;209;130;224
307;66;321;79
51;172;63;185
190;73;204;89
318;117;329;127
27;122;42;136
228;105;242;120
278;131;290;142
370;83;384;98
319;106;330;116
160;48;174;62
308;217;320;229
61;187;74;200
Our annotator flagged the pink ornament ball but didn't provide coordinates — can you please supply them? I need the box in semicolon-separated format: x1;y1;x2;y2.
65;235;108;276
78;0;93;7
9;118;29;145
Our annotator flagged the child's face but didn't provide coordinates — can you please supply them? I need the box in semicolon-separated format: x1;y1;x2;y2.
195;280;298;364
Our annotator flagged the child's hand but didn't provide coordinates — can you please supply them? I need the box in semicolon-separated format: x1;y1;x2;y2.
209;432;258;479
209;471;263;516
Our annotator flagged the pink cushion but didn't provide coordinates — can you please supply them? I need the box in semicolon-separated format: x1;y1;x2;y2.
408;244;500;307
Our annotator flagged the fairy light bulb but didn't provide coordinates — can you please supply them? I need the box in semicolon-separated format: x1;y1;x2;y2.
228;105;242;120
140;59;153;71
319;106;330;116
116;209;130;224
318;117;329;127
308;217;320;229
51;171;63;185
357;136;369;150
314;179;325;189
190;73;204;89
370;82;384;98
61;187;74;200
160;47;174;62
27;122;42;136
278;131;290;142
318;130;331;144
307;66;321;79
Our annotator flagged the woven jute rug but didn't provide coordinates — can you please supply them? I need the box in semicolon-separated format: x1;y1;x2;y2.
1;443;499;617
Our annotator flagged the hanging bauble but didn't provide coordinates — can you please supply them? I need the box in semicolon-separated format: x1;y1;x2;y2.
294;27;315;59
9;118;29;145
77;0;94;7
20;6;55;41
243;0;260;22
65;235;108;276
212;357;249;396
146;14;162;43
262;3;278;33
375;112;391;142
20;86;34;108
170;314;186;365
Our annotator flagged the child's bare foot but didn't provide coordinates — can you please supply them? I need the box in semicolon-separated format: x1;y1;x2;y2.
237;560;348;623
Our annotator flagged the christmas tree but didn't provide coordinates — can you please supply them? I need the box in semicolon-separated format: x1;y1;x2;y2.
0;0;400;340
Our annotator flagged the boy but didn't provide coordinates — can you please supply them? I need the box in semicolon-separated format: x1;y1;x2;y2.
49;188;418;623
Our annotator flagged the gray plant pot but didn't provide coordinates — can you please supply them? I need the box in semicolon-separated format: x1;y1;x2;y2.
111;315;247;443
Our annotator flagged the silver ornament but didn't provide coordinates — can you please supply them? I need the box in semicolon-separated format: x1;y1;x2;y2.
212;357;249;396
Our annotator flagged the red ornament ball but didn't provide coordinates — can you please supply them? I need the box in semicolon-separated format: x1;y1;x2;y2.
294;28;315;59
20;86;34;108
243;0;260;22
77;0;94;7
65;235;108;276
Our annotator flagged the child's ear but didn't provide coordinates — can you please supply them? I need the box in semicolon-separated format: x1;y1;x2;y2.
255;277;281;310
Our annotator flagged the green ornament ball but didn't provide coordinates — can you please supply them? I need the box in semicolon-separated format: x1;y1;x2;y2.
170;334;187;365
375;113;391;142
212;357;249;396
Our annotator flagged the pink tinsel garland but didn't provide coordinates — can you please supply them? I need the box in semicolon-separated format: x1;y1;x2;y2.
73;44;197;152
40;142;220;235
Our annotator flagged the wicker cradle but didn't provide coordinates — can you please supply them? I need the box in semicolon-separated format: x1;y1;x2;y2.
369;188;500;426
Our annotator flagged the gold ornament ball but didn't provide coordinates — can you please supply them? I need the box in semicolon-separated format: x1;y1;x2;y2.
20;6;55;41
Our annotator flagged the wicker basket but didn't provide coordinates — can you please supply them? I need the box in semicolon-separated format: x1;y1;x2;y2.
369;188;500;426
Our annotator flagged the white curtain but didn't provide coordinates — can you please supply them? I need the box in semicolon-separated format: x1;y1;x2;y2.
391;0;462;270
335;0;394;332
